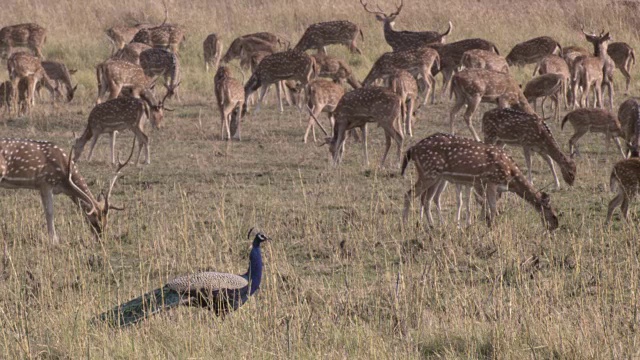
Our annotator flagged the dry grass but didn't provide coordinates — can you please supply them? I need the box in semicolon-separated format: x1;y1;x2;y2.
1;0;640;358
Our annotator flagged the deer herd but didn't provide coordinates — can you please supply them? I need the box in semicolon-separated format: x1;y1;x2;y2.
1;0;640;243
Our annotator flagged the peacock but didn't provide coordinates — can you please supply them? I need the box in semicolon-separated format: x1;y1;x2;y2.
97;229;269;327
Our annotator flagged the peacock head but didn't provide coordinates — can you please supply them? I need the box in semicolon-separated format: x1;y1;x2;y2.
248;228;270;247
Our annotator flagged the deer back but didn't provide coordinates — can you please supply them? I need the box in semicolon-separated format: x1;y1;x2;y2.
307;79;345;109
461;49;508;73
618;98;640;151
294;20;359;51
203;33;222;60
430;38;498;72
254;50;315;84
102;59;148;87
523;73;564;98
8;52;43;78
506;36;561;66
333;87;402;130
607;42;635;67
112;42;152;64
0;23;46;48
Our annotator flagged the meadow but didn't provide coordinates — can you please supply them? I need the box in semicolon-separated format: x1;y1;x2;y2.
1;0;640;358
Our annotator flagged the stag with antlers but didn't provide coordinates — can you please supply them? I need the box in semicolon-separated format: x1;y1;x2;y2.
360;0;452;52
0;139;134;243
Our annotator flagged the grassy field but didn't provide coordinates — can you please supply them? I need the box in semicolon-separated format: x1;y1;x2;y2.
2;0;640;358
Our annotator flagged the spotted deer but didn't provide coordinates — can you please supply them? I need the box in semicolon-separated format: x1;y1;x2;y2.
482;108;576;189
532;55;570;109
506;36;562;67
607;42;635;92
318;87;404;167
617;97;640;157
461;49;509;73
214;66;245;141
303;79;345;143
132;23;185;53
577;29;614;109
449;68;534;141
294;20;364;54
362;46;439;106
606;157;640;223
388;70;418;137
139;48;180;99
73;88;174;165
428;38;501;102
401;133;559;230
96;59;157;103
0;23;47;59
561;108;625;157
106;23;152;54
221;32;283;64
360;0;452;51
112;42;152;65
38;61;78;102
0;138;133;243
243;50;317;113
523;73;565;122
203;33;223;72
7;52;59;113
312;53;361;89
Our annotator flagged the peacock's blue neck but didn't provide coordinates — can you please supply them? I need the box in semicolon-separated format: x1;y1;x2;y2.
245;245;263;295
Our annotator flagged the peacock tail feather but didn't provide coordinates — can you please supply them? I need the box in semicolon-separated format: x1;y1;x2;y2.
98;286;184;327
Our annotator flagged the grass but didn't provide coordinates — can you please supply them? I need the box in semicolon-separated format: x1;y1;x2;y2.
2;0;640;358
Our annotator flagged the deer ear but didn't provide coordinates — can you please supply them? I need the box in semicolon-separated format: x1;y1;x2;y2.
69;69;78;75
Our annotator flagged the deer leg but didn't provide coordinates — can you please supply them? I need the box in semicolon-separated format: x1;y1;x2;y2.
541;153;561;189
132;126;149;164
463;186;473;226
406;98;415;137
233;102;243;141
606;189;625;224
569;129;587;157
276;82;284;113
613;136;625;158
552;94;560;122
254;85;269;114
485;184;499;227
523;147;534;184
304;106;321;143
449;96;466;135
621;65;632;92
361;125;369;167
86;133;101;161
621;193;634;221
440;69;454;102
404;176;438;225
39;187;58;244
463;95;482;141
109;131;118;165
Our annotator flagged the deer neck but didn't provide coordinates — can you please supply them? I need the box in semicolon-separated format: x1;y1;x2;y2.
506;169;544;213
67;170;102;214
383;21;397;43
539;122;571;168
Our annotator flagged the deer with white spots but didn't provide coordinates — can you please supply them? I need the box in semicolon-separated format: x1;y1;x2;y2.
618;97;640;157
312;53;361;89
95;59;161;103
449;68;534;141
214;66;245;141
522;73;565;122
318;87;404;167
461;49;509;73
132;24;185;54
506;36;562;68
39;61;78;102
360;0;452;52
607;42;635;92
203;33;223;72
401;133;559;230
0;139;133;243
0;23;47;59
106;24;152;54
482;108;576;189
73;87;174;165
388;70;419;137
571;30;613;109
112;42;152;65
294;20;364;54
606;157;640;224
532;55;570;109
139;48;180;99
303;79;345;143
561;108;625;158
7;52;59;113
221;32;283;65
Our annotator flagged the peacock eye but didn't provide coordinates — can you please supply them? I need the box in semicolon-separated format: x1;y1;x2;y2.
257;233;266;241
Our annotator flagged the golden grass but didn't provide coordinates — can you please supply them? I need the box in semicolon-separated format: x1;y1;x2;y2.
1;0;640;358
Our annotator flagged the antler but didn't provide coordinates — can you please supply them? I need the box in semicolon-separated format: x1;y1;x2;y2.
390;0;403;17
66;146;98;216
104;137;136;212
359;0;385;15
160;82;180;110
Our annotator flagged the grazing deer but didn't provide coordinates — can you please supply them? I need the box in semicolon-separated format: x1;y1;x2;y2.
532;55;570;109
243;50;317;113
39;61;78;102
461;49;509;73
0;138;133;243
561;108;625;157
360;0;452;51
214;66;245;141
607;42;635;92
294;20;364;54
0;81;12;110
96;59;156;103
139;48;180;99
112;42;152;65
449;68;534;141
388;70;418;137
221;32;283;64
617;97;640;157
106;23;151;54
7;52;58;113
203;33;223;72
523;73;565;122
0;23;47;59
506;36;562;67
317;87;404;167
401;133;559;230
428;38;500;102
362;47;439;106
132;24;185;54
73;89;173;165
303;79;344;143
605;157;640;224
312;53;361;89
482;108;576;189
571;30;613;109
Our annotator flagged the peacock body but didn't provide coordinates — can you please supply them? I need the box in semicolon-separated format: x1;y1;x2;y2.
98;230;268;327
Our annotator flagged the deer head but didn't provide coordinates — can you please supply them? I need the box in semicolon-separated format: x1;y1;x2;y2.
538;192;559;231
360;0;403;25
